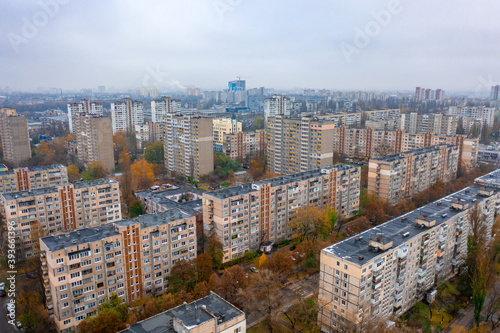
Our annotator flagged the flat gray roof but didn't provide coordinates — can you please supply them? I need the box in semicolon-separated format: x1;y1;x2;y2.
120;293;244;333
373;144;456;163
323;168;500;265
0;164;66;177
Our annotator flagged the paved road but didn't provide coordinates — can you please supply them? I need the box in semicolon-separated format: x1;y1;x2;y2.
0;295;19;333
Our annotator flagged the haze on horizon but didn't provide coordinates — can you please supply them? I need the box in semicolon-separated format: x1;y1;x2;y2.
1;0;499;94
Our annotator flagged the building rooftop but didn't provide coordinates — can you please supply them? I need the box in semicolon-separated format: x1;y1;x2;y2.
0;164;66;177
136;186;205;214
323;168;500;265
372;144;457;163
206;164;358;199
120;293;244;333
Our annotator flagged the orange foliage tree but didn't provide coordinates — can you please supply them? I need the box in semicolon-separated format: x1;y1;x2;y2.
130;159;155;190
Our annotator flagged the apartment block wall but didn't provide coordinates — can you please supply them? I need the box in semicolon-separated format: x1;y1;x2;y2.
318;175;499;332
151;96;181;123
0;165;68;194
40;209;197;333
0;110;31;166
67;101;103;133
266;116;335;175
368;145;459;204
223;130;266;162
203;165;360;263
111;99;144;133
212;118;242;146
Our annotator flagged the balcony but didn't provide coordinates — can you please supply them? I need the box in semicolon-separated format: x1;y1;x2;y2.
435;263;444;271
372;282;382;290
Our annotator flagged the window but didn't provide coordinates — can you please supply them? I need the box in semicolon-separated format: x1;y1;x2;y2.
56;258;64;264
62;302;69;308
234;328;242;333
63;319;71;325
59;285;67;291
58;276;66;282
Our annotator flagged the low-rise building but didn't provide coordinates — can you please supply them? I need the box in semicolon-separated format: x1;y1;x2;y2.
203;164;360;263
0;164;68;194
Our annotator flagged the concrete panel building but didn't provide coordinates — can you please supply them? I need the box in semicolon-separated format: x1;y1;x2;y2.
318;169;500;333
151;96;181;123
368;145;459;204
0;108;31;166
264;95;292;120
67;100;103;133
40;209;197;332
203;164;360;263
111;99;144;133
0;164;68;194
267;116;336;175
212;118;242;150
223;129;266;162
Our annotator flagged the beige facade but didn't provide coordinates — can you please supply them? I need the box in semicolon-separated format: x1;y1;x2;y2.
40;208;197;333
223;129;266;162
67;101;103;133
164;115;214;181
0;108;31;166
151;96;181;123
74;113;115;172
148;121;165;143
267;116;336;175
333;127;478;169
400;113;457;135
1;179;121;259
318;169;500;332
203;164;360;263
212;118;242;146
368;145;459;204
0;164;68;194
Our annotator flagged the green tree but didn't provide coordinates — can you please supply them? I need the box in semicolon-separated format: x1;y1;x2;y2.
144;141;164;165
128;200;145;218
206;234;224;268
213;152;242;179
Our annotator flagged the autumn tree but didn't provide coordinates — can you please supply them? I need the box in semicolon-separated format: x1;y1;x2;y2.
206;234;224;268
291;206;329;242
291;245;306;278
257;253;268;268
128;200;145;218
79;294;128;333
144;141;164;165
131;158;155;190
219;265;248;305
81;161;108;180
266;251;293;281
169;260;196;292
194;253;213;283
67;164;79;182
18;288;54;333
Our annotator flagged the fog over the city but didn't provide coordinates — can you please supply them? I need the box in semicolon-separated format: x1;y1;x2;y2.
1;0;499;92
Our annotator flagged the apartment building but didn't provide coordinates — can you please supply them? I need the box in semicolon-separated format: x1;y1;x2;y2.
316;109;400;128
121;292;246;333
1;179;121;259
0;164;68;194
164;115;213;181
267;116;336;174
400;113;457;135
0;108;31;166
74;113;115;172
151;96;181;123
318;169;500;332
147;121;165;143
40;208;197;332
264;95;292;120
135;124;149;149
212;118;242;150
67;100;103;133
368;145;459;204
223;129;266;162
333;127;478;169
111;99;144;133
448;106;497;127
203;164;360;263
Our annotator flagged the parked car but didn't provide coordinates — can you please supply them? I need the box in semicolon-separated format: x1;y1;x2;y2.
250;267;258;273
26;271;37;279
289;245;296;251
0;290;6;297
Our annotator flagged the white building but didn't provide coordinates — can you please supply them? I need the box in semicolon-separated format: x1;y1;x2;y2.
448;106;497;127
151;96;181;123
264;95;292;120
67;100;103;133
111;99;144;133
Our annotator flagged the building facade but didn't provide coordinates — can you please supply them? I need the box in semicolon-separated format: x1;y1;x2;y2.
1;179;121;259
318;169;500;332
151;96;181;123
0;108;31;166
164;115;213;181
367;145;459;204
67;101;103;133
40;208;197;332
448;106;497;127
212;118;242;148
203;165;360;263
74;113;115;172
0;165;68;194
267;116;336;175
223;129;266;162
111;99;144;133
264;95;292;120
400;113;457;135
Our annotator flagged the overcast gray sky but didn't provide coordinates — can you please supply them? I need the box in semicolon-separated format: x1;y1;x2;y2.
1;0;499;93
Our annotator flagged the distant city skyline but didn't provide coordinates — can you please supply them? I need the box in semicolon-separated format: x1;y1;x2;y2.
1;1;499;94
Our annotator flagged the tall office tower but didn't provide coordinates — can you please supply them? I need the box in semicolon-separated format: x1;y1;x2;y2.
264;95;292;120
40;209;197;332
151;96;181;123
318;169;500;333
0;164;68;194
491;85;500;100
111;98;144;133
266;116;335;174
67;100;103;133
0;108;31;166
367;145;459;204
223;129;266;162
212;118;242;148
203;164;360;263
164;115;213;181
228;79;246;91
1;178;121;259
74;113;115;172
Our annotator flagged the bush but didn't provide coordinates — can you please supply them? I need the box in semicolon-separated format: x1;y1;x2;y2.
244;251;259;261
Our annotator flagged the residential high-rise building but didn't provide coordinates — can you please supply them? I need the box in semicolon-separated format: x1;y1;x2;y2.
333;127;478;170
1;178;121;259
0;108;31;166
318;169;500;333
0;164;68;194
164;115;213;181
400;113;457;135
223;129;266;162
368;145;459;204
267;116;336;174
40;208;197;333
67;100;103;133
264;95;292;120
491;85;499;100
148;121;165;143
414;87;444;101
111;99;144;133
151;96;181;123
135;124;149;149
212;118;242;149
448;106;497;127
203;164;360;263
74;113;115;172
